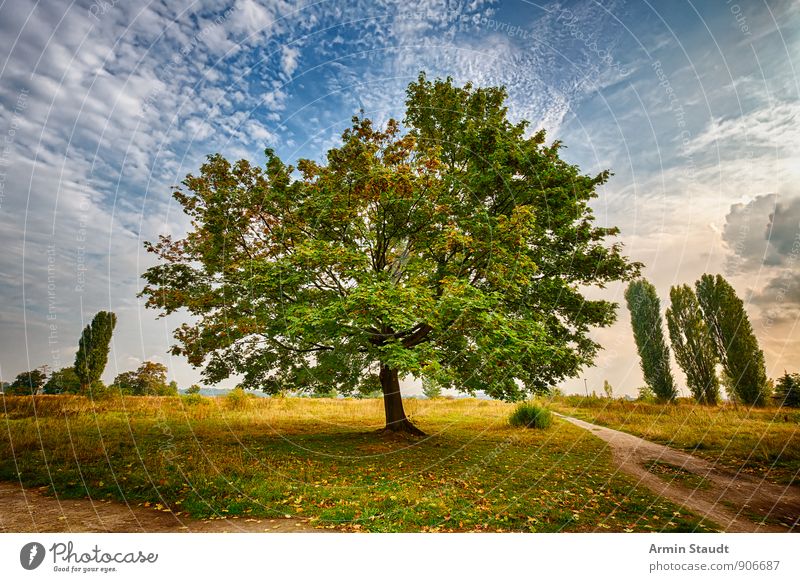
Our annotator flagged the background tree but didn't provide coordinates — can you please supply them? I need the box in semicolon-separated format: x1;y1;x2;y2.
311;386;338;398
111;361;175;396
773;372;800;408
43;367;81;395
602;379;613;399
666;285;720;404
695;274;769;406
6;369;48;395
625;279;676;402
74;311;117;393
141;74;640;434
186;384;202;395
422;378;442;399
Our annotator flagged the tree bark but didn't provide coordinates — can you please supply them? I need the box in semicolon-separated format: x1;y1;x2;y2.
379;363;425;435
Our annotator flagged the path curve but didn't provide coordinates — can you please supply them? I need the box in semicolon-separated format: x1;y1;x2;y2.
559;414;800;532
0;482;319;533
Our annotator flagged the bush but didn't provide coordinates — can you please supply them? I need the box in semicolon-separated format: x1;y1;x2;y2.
185;384;202;395
181;393;205;406
225;387;253;410
509;402;553;429
86;380;116;400
637;385;656;402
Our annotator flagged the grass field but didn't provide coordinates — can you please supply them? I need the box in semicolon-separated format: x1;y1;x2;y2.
0;394;718;532
550;396;800;486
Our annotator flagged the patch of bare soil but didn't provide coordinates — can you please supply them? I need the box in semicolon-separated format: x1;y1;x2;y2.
0;482;320;533
559;415;800;532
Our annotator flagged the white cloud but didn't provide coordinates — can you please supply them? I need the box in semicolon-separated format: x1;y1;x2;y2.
281;44;300;77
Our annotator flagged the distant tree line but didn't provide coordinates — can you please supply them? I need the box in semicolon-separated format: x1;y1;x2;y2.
626;273;794;407
1;311;177;398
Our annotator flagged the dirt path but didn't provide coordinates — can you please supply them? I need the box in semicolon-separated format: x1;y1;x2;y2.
0;482;319;533
559;414;800;532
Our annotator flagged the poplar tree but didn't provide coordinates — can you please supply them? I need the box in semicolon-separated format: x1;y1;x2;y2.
666;285;720;404
625;279;676;402
695;274;769;406
74;311;117;394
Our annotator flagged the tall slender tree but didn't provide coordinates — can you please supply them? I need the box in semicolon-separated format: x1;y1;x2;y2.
140;74;640;434
666;285;720;404
74;311;117;394
625;279;676;402
695;274;769;406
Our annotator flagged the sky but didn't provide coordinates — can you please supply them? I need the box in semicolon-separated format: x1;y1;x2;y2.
0;0;798;397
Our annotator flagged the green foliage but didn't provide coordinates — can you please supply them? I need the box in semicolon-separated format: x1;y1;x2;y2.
695;274;769;406
311;386;338;398
225;387;253;410
111;361;173;396
74;311;116;393
181;393;206;406
185;384;202;395
637;385;656;402
422;378;442;399
6;369;48;395
509;402;553;429
43;367;81;395
666;285;720;405
625;279;676;402
140;74;640;424
86;380;113;400
773;372;800;408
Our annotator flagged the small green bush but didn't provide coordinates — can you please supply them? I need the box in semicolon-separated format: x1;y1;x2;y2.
509;402;553;429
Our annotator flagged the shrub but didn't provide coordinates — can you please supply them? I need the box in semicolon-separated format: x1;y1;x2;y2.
637;385;656;402
86;380;115;400
509;402;553;429
181;393;205;406
225;387;253;410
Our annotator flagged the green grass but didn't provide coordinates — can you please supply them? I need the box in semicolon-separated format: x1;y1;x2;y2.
0;394;719;532
550;396;800;486
509;402;553;429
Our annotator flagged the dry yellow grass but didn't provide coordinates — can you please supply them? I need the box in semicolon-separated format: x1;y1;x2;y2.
0;394;717;532
550;396;800;485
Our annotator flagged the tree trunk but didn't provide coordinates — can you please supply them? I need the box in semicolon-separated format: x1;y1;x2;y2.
379;364;425;435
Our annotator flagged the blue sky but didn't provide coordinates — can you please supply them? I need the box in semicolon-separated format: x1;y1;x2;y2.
0;0;798;396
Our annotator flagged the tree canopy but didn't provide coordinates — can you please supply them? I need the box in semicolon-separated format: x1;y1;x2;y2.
111;361;176;396
5;369;47;396
141;74;640;433
773;372;800;408
43;367;81;395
